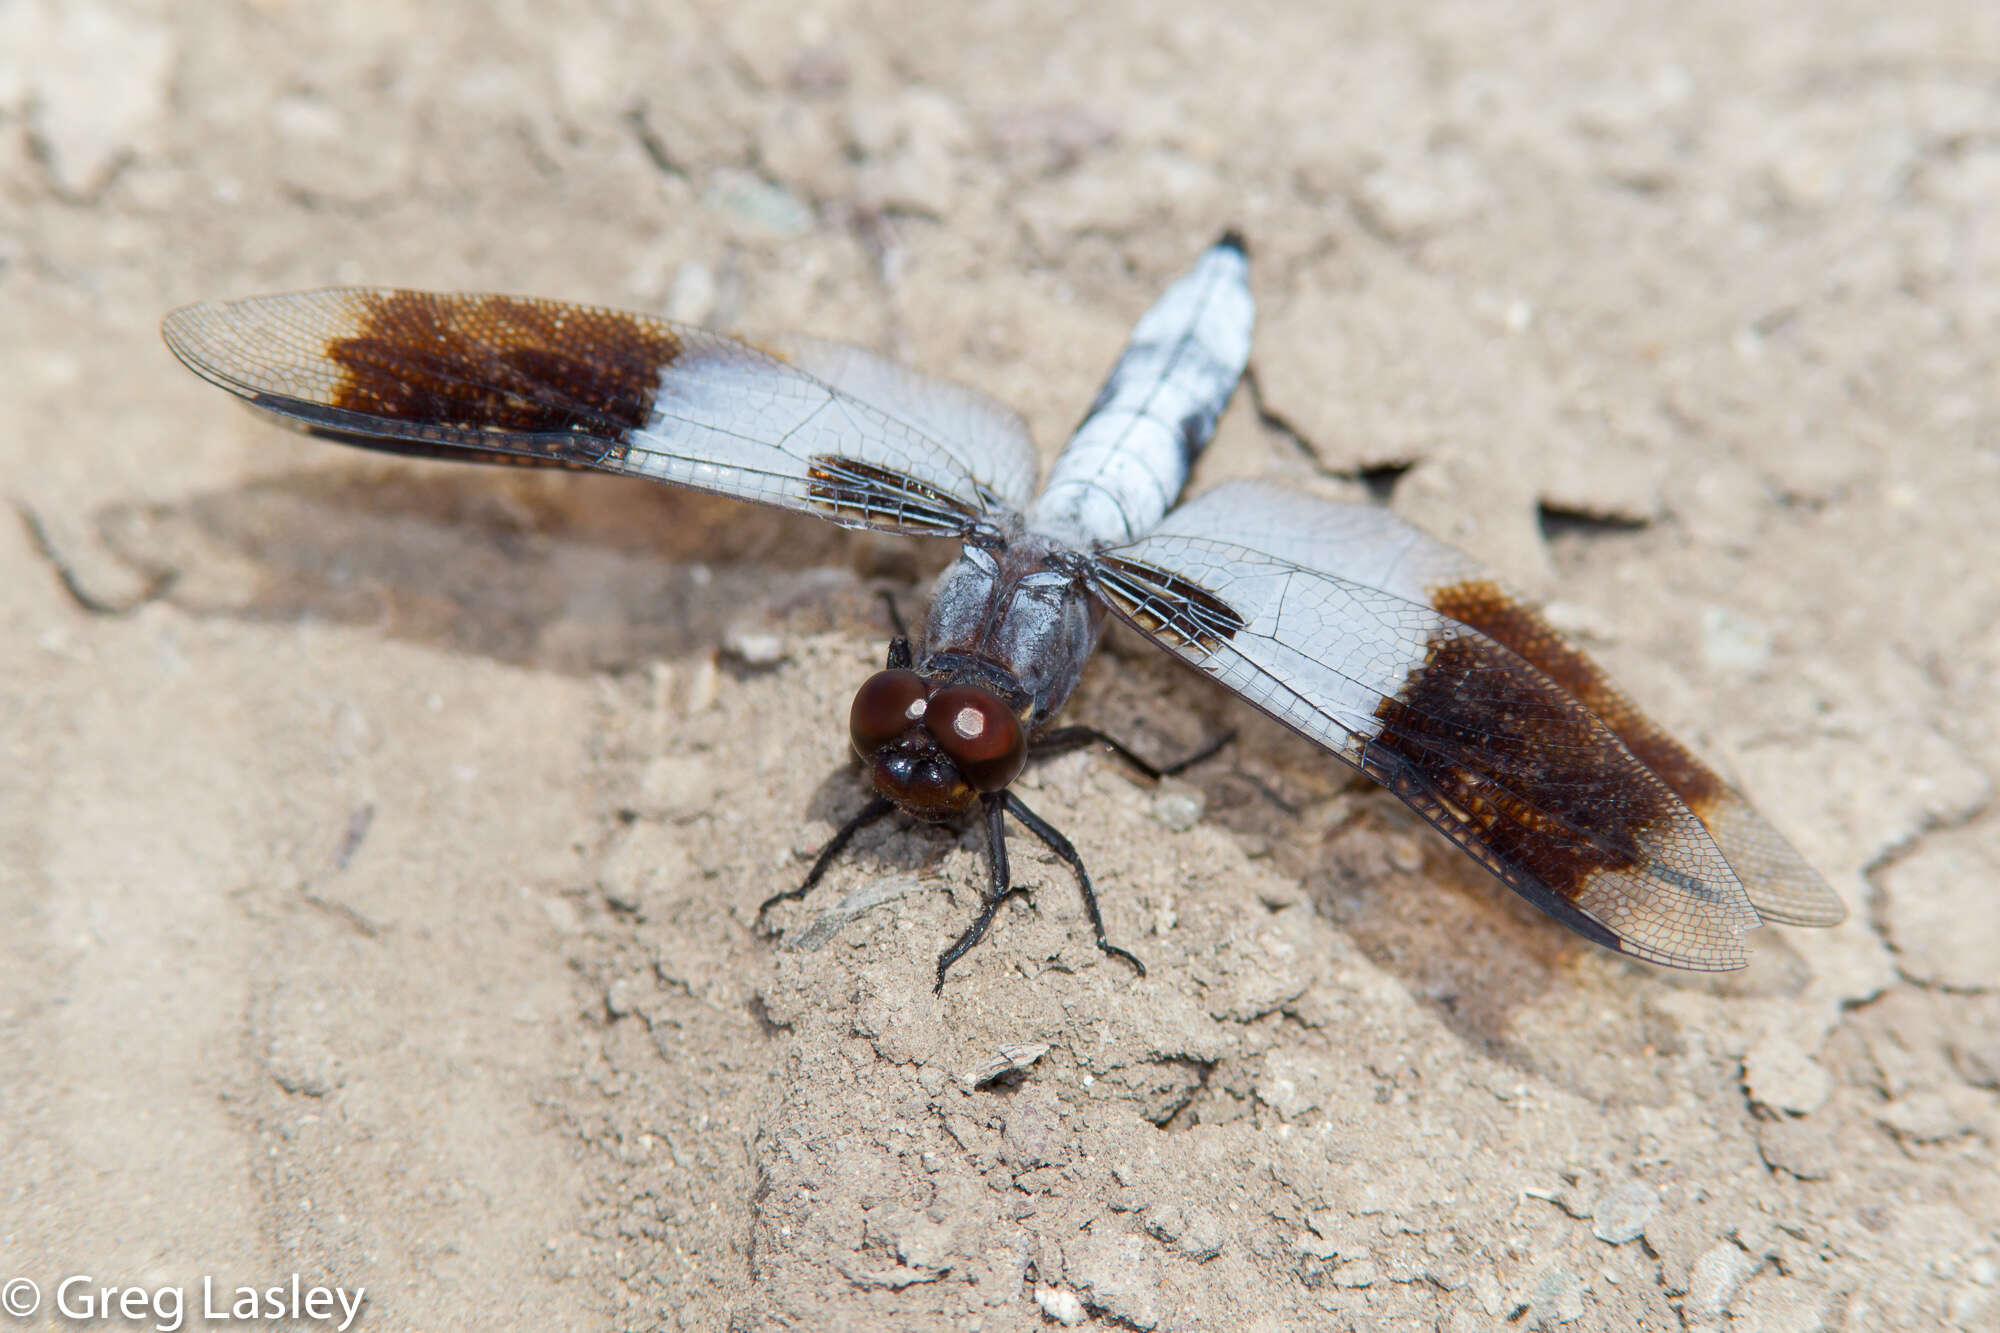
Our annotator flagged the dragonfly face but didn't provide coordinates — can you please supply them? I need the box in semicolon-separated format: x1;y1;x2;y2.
848;667;1026;820
162;232;1845;991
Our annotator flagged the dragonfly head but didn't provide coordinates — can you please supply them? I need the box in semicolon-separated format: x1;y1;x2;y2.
849;669;1025;819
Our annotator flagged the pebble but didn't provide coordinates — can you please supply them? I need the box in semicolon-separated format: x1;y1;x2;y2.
1000;1088;1062;1169
1872;1090;1975;1143
1756;1113;1838;1181
1150;781;1205;832
1589;1181;1660;1245
722;621;787;667
1743;1033;1833;1116
1685;1244;1758;1322
702;167;815;237
1700;604;1774;673
263;1034;342;1098
1144;1203;1225;1261
1035;1287;1085;1326
1880;829;2000;990
963;1042;1049;1089
1526;1266;1585;1326
17;0;173;199
604;977;642;1018
1064;1232;1161;1331
1952;1023;2000;1090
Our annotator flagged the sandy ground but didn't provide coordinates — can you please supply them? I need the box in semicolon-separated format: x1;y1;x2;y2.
5;2;1999;1329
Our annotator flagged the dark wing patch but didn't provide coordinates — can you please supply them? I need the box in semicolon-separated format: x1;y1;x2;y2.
1364;615;1757;967
1431;580;1846;928
162;289;681;467
323;291;681;439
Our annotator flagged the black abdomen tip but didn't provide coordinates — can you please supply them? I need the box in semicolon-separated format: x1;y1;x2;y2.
1216;229;1248;255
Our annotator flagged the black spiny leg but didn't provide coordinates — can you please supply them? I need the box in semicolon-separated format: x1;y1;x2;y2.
757;795;897;928
1030;725;1235;779
933;793;1030;992
1005;792;1146;980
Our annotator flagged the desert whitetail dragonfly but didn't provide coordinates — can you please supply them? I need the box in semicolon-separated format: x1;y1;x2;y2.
162;234;1844;991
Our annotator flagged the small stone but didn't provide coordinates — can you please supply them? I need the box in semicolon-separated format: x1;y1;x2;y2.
1293;1229;1340;1261
540;894;581;933
1171;1207;1226;1262
703;167;815;237
1150;781;1205;832
868;1208;953;1276
1354;152;1492;239
1873;1090;1976;1143
666;261;718;325
1255;1048;1324;1120
722;621;787;667
1035;1286;1086;1326
1743;1033;1833;1116
637;755;714;821
1590;1181;1659;1245
685;657;722;712
1700;605;1774;673
1000;1088;1062;1169
264;1035;342;1098
1951;1027;2000;1091
963;1042;1049;1089
604;977;642;1018
600;817;703;912
1526;1266;1586;1326
1879;827;2000;991
1332;1259;1379;1288
1065;1232;1162;1331
1685;1244;1758;1322
1756;1114;1838;1181
19;0;174;199
848;88;970;216
1727;1278;1829;1333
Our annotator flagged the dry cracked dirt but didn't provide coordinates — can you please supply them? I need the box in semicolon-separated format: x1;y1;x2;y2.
5;2;1999;1330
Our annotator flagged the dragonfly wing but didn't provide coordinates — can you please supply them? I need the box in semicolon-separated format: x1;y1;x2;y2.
761;333;1039;516
161;288;1030;538
1089;480;1842;968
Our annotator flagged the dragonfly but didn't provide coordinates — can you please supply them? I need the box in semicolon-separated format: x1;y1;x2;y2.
161;234;1845;991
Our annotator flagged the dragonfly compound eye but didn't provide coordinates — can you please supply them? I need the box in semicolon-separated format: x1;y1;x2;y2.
923;684;1026;792
849;669;931;757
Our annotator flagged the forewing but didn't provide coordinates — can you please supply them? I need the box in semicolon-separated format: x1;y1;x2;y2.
161;289;1030;538
761;333;1039;515
1089;480;1839;969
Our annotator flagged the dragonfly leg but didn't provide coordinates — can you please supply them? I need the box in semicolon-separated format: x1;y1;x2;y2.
934;793;1028;992
876;587;911;641
1029;725;1235;780
1004;792;1146;980
757;795;897;928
